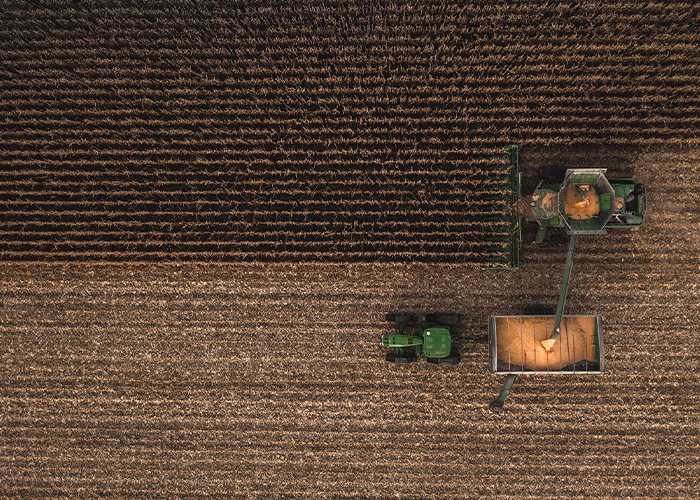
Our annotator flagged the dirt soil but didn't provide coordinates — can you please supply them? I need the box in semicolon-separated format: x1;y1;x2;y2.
2;1;700;498
1;151;699;498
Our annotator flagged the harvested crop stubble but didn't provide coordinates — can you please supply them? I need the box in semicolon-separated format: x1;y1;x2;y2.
1;1;700;261
1;150;700;498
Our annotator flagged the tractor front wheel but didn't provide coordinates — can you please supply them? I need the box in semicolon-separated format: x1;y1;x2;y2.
385;353;415;364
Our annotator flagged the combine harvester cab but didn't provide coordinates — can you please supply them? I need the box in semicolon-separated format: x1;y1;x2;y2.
606;177;647;228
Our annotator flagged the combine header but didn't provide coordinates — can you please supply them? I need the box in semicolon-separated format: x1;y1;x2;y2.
484;145;523;270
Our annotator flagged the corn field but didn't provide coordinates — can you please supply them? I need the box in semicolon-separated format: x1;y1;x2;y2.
1;1;700;498
1;1;699;262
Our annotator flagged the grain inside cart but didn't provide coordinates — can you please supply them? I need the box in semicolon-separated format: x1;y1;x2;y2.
490;316;604;373
488;315;605;412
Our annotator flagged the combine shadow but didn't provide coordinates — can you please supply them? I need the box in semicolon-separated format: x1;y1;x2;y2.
519;144;641;195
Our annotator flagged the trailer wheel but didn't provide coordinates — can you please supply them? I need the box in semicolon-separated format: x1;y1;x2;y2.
523;305;555;316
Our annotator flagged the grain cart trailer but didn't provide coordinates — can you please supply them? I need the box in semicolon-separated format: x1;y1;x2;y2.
488;314;605;413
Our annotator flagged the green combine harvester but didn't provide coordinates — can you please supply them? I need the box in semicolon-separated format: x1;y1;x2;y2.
381;146;648;414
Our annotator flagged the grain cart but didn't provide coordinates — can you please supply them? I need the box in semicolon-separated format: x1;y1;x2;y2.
489;314;605;413
489;166;647;413
382;314;462;365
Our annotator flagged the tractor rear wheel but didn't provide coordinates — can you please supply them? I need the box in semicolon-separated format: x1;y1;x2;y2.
385;353;415;364
425;313;460;326
436;314;460;326
426;353;460;365
386;313;415;323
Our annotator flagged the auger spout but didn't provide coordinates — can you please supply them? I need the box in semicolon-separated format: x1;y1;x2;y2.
541;234;577;353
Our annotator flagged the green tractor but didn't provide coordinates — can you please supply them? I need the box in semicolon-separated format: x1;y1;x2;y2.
382;314;462;365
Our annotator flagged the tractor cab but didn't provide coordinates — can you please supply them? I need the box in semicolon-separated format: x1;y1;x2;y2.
381;314;461;365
